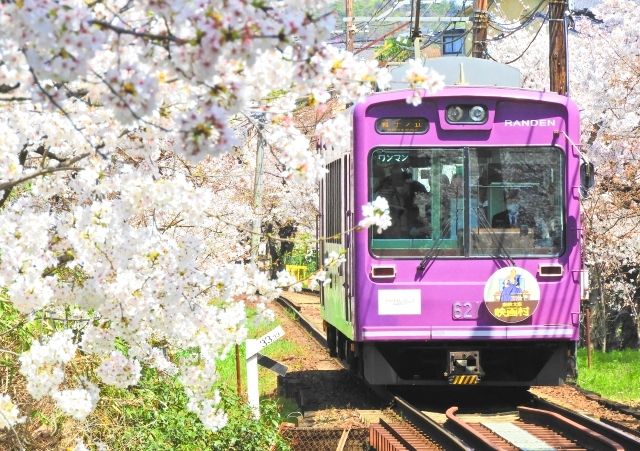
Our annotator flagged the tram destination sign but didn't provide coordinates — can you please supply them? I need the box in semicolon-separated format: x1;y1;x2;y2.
376;117;428;134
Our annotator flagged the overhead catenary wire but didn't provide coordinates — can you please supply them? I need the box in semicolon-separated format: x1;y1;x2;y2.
342;0;452;53
486;10;548;65
488;0;546;31
486;0;547;43
336;0;419;51
344;0;550;61
380;0;470;62
346;0;405;40
353;0;402;33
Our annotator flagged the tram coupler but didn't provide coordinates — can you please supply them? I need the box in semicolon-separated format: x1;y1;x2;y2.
445;351;482;385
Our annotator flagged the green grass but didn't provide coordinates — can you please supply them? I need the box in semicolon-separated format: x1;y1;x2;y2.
577;348;640;405
88;311;301;450
93;313;303;449
93;370;290;450
216;317;305;396
1;297;297;449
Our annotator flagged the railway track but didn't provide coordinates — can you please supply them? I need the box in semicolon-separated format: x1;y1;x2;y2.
276;294;640;450
446;404;635;450
530;395;640;449
370;396;467;450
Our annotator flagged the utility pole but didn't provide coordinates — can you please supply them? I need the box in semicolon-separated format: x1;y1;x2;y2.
549;0;568;95
472;0;488;58
411;0;422;41
345;0;354;52
250;122;265;261
411;0;422;60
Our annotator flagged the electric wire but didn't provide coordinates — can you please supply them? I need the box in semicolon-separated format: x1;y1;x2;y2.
337;0;552;62
486;10;549;64
486;0;547;43
352;0;404;35
382;0;470;62
488;0;546;31
334;0;411;50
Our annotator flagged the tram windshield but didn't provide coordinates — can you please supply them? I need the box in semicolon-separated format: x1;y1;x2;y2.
368;147;565;258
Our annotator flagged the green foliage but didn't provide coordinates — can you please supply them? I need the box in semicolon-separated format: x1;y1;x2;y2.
90;313;298;448
577;348;640;404
93;368;290;450
1;297;295;450
0;295;70;363
216;313;304;395
375;36;412;63
213;393;291;451
283;232;318;273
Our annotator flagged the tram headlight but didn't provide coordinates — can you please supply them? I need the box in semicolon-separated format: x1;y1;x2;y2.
469;105;487;123
446;105;464;123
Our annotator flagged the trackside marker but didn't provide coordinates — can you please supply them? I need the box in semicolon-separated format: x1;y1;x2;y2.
246;326;285;418
257;353;288;377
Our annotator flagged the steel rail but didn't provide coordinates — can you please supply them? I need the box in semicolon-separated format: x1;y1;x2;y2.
392;396;469;450
445;403;630;451
277;294;470;449
275;294;638;450
445;406;506;451
600;417;640;439
566;383;640;420
531;394;640;449
276;295;327;347
518;406;623;451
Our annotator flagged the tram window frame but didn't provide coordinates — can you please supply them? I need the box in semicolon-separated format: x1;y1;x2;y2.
326;159;343;244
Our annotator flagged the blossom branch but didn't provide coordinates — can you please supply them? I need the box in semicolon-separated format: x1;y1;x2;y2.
28;65;106;156
88;19;187;45
0;81;20;93
0;410;25;451
0;96;30;102
0;152;90;193
91;69;170;132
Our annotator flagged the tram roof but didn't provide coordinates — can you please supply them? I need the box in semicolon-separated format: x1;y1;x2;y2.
388;56;522;89
360;84;576;108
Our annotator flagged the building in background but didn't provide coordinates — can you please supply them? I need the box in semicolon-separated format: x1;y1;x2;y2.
336;0;563;61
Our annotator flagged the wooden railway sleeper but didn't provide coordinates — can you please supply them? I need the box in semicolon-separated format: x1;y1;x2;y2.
369;417;439;451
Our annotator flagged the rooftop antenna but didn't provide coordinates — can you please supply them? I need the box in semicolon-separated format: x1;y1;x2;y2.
457;62;468;85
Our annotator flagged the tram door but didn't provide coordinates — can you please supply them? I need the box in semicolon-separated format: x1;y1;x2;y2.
321;155;355;343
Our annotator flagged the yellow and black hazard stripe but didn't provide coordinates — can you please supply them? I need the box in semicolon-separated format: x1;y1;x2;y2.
449;374;479;385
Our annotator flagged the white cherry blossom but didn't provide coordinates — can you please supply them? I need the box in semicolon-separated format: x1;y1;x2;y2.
0;0;446;434
0;394;25;430
359;196;392;233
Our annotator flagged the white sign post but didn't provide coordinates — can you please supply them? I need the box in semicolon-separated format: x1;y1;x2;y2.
245;325;285;418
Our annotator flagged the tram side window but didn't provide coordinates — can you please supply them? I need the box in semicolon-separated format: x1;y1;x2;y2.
469;147;564;257
369;148;466;257
372;164;432;239
326;159;342;244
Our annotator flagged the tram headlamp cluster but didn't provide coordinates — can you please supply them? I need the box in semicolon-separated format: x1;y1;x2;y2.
446;105;464;122
469;105;487;122
445;105;488;124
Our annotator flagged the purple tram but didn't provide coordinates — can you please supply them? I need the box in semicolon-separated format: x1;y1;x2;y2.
319;63;590;387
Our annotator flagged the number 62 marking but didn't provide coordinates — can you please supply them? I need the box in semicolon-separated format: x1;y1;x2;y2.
452;301;478;320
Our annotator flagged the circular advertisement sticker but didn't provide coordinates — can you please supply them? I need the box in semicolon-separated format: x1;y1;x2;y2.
484;267;540;323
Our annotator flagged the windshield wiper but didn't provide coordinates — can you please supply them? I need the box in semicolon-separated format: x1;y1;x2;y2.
417;218;451;272
476;207;515;266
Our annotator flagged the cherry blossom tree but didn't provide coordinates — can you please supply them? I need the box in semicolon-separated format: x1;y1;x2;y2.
0;0;406;440
489;0;640;350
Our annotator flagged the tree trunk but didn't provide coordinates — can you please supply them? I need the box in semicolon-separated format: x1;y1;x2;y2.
593;264;608;352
